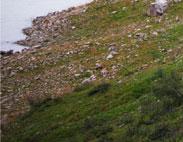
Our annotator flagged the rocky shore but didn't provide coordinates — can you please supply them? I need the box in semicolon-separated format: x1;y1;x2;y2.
16;4;89;48
1;2;91;125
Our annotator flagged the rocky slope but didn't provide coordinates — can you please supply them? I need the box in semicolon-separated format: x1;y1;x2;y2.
1;0;183;141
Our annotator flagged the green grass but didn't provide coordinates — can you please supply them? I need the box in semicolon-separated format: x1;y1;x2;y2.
1;0;183;142
157;24;183;49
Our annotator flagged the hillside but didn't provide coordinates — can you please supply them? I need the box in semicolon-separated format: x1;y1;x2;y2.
1;0;183;141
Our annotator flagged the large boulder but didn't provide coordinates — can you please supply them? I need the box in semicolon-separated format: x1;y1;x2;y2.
147;0;169;16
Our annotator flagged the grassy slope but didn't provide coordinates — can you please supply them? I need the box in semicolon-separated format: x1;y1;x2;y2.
2;0;183;142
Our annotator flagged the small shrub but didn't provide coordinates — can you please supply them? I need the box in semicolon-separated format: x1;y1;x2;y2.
83;117;113;138
83;117;106;130
118;113;134;126
149;50;163;59
152;68;164;79
97;135;113;142
92;125;113;138
83;117;97;130
125;123;139;137
152;71;183;107
149;124;172;140
139;71;183;125
82;71;92;78
131;81;150;98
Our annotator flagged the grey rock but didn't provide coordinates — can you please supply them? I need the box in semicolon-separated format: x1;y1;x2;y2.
147;0;168;16
74;74;81;77
152;31;158;36
82;75;96;84
135;33;147;41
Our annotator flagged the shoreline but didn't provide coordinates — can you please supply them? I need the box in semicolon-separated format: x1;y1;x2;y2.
16;5;89;47
18;3;91;47
0;1;92;55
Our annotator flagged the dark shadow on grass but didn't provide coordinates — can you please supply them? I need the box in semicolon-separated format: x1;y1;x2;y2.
88;83;111;96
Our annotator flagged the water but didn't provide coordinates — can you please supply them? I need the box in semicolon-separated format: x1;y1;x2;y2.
0;0;92;51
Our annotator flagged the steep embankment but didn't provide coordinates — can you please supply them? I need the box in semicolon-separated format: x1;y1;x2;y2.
1;0;183;141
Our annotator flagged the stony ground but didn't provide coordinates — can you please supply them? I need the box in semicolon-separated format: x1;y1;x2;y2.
1;0;183;141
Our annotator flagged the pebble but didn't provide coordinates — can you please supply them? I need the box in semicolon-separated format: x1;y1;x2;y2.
106;54;114;60
135;33;147;41
152;31;158;36
96;63;103;70
74;74;81;77
82;75;96;84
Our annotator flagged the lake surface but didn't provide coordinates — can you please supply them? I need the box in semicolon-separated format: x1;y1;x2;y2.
0;0;92;51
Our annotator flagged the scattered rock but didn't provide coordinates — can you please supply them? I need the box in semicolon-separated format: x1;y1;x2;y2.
32;45;42;48
10;71;16;77
135;33;147;41
17;67;24;71
71;26;76;29
106;44;119;60
152;31;158;36
34;76;41;80
168;49;173;53
128;34;132;38
23;28;33;36
108;44;117;51
110;51;118;55
175;16;180;22
101;68;109;77
122;7;127;11
74;74;81;77
111;11;117;14
106;54;114;60
0;50;13;56
82;75;96;84
96;63;103;70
